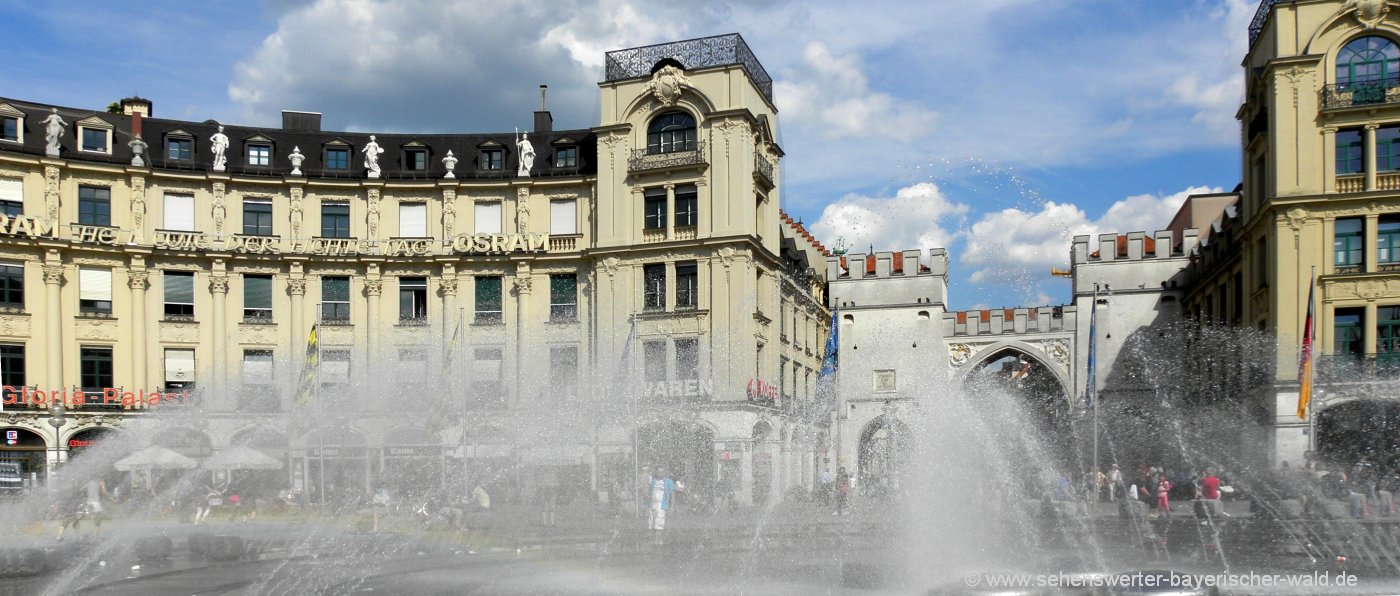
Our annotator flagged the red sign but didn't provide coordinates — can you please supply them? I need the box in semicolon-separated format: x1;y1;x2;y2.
717;451;735;460
68;439;95;448
746;379;779;403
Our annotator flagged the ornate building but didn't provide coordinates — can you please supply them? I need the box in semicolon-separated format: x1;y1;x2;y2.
0;34;830;506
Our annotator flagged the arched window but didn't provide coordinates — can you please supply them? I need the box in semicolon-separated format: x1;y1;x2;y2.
1337;36;1400;86
647;112;696;154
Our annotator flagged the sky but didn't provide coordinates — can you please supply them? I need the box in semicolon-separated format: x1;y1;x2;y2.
0;0;1255;310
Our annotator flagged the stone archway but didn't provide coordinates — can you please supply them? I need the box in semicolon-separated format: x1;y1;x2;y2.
0;427;47;488
960;346;1074;462
856;415;910;497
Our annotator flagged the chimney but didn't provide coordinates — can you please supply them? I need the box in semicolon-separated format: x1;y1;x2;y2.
534;84;552;133
282;110;322;132
131;112;143;138
120;96;152;117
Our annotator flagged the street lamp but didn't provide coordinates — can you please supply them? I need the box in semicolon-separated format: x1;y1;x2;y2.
46;400;67;485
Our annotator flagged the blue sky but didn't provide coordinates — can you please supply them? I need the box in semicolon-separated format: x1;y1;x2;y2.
0;0;1253;309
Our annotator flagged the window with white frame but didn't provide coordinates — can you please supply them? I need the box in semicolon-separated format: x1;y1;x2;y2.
549;199;577;235
474;202;502;234
165;348;196;391
78;118;112;153
398;202;427;237
163;193;196;231
78;267;112;314
0;178;21;217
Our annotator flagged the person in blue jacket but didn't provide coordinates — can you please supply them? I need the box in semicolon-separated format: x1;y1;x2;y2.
646;467;684;545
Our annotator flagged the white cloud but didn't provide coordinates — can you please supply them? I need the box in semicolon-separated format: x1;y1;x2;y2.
809;182;969;254
961;185;1221;284
775;42;938;142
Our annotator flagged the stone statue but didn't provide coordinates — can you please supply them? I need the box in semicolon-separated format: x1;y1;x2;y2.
517;198;530;234
41;108;66;156
128;135;148;167
210;125;230;171
515;129;534;176
442;150;458;179
289;146;304;176
363;135;384;178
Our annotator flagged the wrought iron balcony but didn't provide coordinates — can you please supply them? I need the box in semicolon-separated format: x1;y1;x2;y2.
1248;0;1281;47
754;153;774;187
1316;353;1400;383
604;34;773;103
1322;80;1400;110
628;141;706;173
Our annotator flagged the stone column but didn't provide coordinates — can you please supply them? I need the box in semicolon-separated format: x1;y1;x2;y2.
288;275;307;359
1367;213;1381;273
364;274;383;367
441;265;458;331
42;261;63;390
1366;124;1380;191
128;269;150;391
210;272;230;390
1366;303;1380;357
513;263;531;406
665;183;676;239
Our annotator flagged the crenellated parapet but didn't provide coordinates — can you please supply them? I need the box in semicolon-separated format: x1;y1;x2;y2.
824;248;948;310
944;306;1077;337
1071;229;1199;265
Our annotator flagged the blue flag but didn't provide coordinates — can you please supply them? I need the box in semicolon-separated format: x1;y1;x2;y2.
1085;297;1098;409
819;309;839;379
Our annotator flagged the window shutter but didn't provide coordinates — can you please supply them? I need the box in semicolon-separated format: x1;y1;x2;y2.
399;203;427;237
79;268;112;302
549;200;576;235
244;276;272;309
164;272;194;304
0;178;21;203
163;193;196;231
165;349;196;383
475;202;501;234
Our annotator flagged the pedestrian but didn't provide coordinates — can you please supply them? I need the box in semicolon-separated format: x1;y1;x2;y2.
834;467;851;516
197;481;224;525
646;467;683;545
54;482;88;541
1108;464;1123;502
818;468;833;507
1156;475;1172;517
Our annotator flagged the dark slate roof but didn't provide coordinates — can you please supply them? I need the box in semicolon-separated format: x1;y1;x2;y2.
0;97;596;180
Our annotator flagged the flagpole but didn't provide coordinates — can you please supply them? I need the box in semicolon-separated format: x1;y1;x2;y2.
1090;285;1098;484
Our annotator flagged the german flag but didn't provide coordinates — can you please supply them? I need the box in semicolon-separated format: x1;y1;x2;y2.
1296;272;1316;419
295;324;319;405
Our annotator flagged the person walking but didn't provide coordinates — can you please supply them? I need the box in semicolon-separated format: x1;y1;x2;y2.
834;467;851;516
646;467;682;545
818;468;833;507
1156;475;1173;517
1108;464;1123;502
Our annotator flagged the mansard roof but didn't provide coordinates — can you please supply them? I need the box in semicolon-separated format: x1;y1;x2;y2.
0;96;597;180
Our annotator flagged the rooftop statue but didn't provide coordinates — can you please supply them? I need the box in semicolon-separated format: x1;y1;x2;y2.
363;135;384;178
516;129;534;176
210;125;229;171
41;108;66;156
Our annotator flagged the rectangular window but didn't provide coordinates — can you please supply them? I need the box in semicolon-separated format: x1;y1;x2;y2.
80;347;113;393
0;117;17;142
241;350;273;386
78;267;112;314
0;178;21;217
1335;308;1364;357
675;338;699;381
321;203;350;238
405;149;427;171
676;261;697;308
164;348;196;389
163;193;195;231
0;345;24;398
1337;129;1364;175
643;264;665;310
78;186;111;226
247;144;271;166
399;277;428;322
549;346;578;400
474;202;502;234
1255;238;1268;288
874;369;897;392
1381;217;1400;265
675;184;698;227
326;147;349;170
481;149;503;171
243;274;272;321
549;199;577;235
549;274;577;321
81;128;107;152
0;264;22;309
554;146;577;168
643;188;666;230
1379;306;1400;355
243;199;274;236
321;276;350;322
398;203;427;237
1381;127;1400;172
163;271;195;318
643;340;667;383
398;348;428;379
475;276;502;324
321;350;351;383
166;137;192;161
472;348;504;407
1335;217;1365;268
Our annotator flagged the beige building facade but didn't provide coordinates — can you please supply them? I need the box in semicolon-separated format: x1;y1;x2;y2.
0;35;830;507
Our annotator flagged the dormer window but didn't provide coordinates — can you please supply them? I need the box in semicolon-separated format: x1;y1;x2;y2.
482;149;503;171
0;104;23;144
247;143;271;166
325;145;350;170
647;112;696;154
405;148;428;171
76;117;113;154
166;135;193;161
555;146;577;168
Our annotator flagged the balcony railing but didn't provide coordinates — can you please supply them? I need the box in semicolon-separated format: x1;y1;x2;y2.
628;141;706;173
1317;353;1400;383
1249;0;1281;47
604;34;773;102
1322;80;1400;110
755;153;774;187
1337;175;1364;194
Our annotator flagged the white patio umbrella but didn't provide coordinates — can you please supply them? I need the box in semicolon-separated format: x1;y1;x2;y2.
203;446;284;471
113;445;197;471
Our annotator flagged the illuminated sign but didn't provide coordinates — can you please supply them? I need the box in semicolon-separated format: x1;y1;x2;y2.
746;379;779;403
